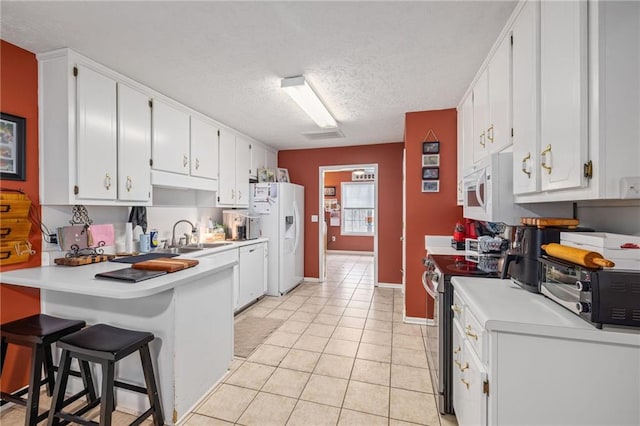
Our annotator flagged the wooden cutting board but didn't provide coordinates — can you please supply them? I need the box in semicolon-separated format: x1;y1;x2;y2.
131;258;199;272
521;217;579;229
55;255;116;266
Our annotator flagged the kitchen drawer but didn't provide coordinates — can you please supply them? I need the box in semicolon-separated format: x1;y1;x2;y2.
463;307;484;358
0;241;32;266
452;291;466;323
0;219;32;241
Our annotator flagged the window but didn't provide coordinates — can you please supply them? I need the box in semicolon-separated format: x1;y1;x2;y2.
341;182;374;236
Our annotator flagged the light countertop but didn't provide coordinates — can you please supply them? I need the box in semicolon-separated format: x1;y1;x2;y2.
0;239;268;299
424;235;466;256
452;277;640;346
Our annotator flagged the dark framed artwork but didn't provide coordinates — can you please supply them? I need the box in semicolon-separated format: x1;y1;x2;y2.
0;112;26;181
422;141;440;154
324;186;336;196
422;167;439;180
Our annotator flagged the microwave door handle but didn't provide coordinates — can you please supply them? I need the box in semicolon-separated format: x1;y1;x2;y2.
475;170;486;208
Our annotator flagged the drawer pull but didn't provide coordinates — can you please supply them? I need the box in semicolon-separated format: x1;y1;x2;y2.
454;360;469;371
453;346;461;354
465;325;478;340
451;304;462;314
461;378;470;389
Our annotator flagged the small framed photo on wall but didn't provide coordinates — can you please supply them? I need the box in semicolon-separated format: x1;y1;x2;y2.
422;180;440;193
0;112;26;181
422;167;439;180
422;154;439;167
422;141;440;154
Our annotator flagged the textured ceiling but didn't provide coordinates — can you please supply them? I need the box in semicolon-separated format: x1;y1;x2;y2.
1;1;517;150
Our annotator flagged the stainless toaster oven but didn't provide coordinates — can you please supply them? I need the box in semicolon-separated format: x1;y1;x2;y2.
539;256;640;329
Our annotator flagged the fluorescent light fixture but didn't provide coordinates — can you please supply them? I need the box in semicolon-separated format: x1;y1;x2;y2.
281;76;337;128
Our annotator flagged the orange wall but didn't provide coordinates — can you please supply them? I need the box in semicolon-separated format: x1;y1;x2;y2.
279;143;403;284
324;171;374;252
405;109;462;319
0;40;42;392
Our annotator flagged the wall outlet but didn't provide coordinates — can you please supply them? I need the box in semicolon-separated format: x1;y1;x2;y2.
311;215;319;222
331;236;336;242
49;233;58;244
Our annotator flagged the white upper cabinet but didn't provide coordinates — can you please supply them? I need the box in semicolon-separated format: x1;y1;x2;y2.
512;1;539;195
250;143;266;179
152;99;190;175
472;69;490;164
235;136;251;207
76;65;118;201
457;93;474;204
190;116;219;180
539;0;588;192
487;36;511;153
266;150;278;170
38;50;152;205
218;129;250;207
117;83;152;202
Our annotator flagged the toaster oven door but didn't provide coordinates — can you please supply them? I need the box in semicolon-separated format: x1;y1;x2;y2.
540;259;583;315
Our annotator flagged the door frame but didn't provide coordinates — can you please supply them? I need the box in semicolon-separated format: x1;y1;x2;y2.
318;164;379;285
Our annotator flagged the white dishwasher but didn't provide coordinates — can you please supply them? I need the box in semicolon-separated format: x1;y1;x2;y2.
237;243;266;311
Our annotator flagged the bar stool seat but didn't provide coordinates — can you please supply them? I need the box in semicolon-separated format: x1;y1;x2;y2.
48;324;164;426
1;314;96;425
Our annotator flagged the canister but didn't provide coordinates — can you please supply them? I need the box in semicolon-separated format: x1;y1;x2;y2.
150;229;159;248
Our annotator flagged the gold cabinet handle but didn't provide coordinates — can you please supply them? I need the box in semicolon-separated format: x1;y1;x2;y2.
451;304;462;314
454;359;469;371
126;176;133;192
231;189;235;199
541;144;552;174
479;131;486;148
183;155;188;167
461;378;470;389
465;325;478;340
521;153;531;178
195;158;200;170
238;190;242;200
487;124;494;143
454;346;461;354
104;173;112;190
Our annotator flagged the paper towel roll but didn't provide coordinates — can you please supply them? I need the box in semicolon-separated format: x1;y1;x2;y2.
125;222;133;253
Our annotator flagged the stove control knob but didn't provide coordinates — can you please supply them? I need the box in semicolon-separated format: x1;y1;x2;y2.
431;273;439;283
576;302;591;314
575;281;590;292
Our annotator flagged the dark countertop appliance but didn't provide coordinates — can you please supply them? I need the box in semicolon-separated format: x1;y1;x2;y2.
500;225;590;293
423;254;499;415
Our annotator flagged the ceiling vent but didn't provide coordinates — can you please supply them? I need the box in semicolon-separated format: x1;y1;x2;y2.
302;129;345;140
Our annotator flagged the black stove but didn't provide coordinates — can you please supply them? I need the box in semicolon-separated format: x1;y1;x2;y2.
423;253;500;415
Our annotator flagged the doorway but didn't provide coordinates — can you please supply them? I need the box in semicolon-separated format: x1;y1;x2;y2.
318;164;378;285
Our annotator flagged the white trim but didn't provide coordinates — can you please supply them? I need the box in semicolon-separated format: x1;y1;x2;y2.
303;277;322;283
376;282;402;289
326;250;374;256
319;164;379;286
403;315;434;326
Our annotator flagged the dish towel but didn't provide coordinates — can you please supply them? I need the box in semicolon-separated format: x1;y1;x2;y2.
128;206;148;233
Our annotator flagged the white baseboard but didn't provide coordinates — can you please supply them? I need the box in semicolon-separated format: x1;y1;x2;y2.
303;277;321;283
326;250;374;256
376;282;402;289
403;313;435;326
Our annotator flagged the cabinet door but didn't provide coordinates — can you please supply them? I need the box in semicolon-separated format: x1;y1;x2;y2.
76;65;117;200
452;319;466;418
118;84;151;202
459;94;475;203
235;136;251;207
458;339;488;426
512;1;540;195
540;0;588;191
250;143;266;179
238;244;264;309
266;150;278;170
218;129;236;205
488;36;511;153
152;99;190;175
190;116;219;180
472;70;490;163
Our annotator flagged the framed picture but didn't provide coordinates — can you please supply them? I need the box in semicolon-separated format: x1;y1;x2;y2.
276;168;290;183
422;180;440;193
324;198;338;212
422;154;440;167
422;141;440;154
422;167;439;180
0;112;26;181
258;168;276;182
324;186;336;196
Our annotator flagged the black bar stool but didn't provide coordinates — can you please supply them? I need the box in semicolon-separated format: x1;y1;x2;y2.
47;323;164;426
0;313;97;425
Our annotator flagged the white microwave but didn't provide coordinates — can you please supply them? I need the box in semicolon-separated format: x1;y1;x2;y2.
463;152;524;224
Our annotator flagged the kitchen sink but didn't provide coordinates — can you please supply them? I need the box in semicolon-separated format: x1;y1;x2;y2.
197;242;234;248
155;246;203;254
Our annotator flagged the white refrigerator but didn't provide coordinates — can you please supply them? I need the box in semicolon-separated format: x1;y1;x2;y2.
250;182;304;296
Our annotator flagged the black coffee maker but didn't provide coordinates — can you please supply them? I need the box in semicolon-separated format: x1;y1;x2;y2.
500;226;569;293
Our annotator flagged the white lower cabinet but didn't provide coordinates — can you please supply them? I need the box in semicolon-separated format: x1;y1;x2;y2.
236;242;267;312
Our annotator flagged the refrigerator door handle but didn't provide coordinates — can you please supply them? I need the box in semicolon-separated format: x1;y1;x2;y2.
292;203;301;254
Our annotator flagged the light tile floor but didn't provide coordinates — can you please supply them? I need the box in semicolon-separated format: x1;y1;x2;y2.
0;254;458;426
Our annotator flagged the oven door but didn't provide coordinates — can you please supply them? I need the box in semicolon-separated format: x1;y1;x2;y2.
423;269;444;412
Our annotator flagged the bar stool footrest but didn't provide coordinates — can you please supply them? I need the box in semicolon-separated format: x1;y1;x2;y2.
113;380;148;395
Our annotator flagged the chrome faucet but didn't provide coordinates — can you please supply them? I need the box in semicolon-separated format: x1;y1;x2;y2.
171;220;196;247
